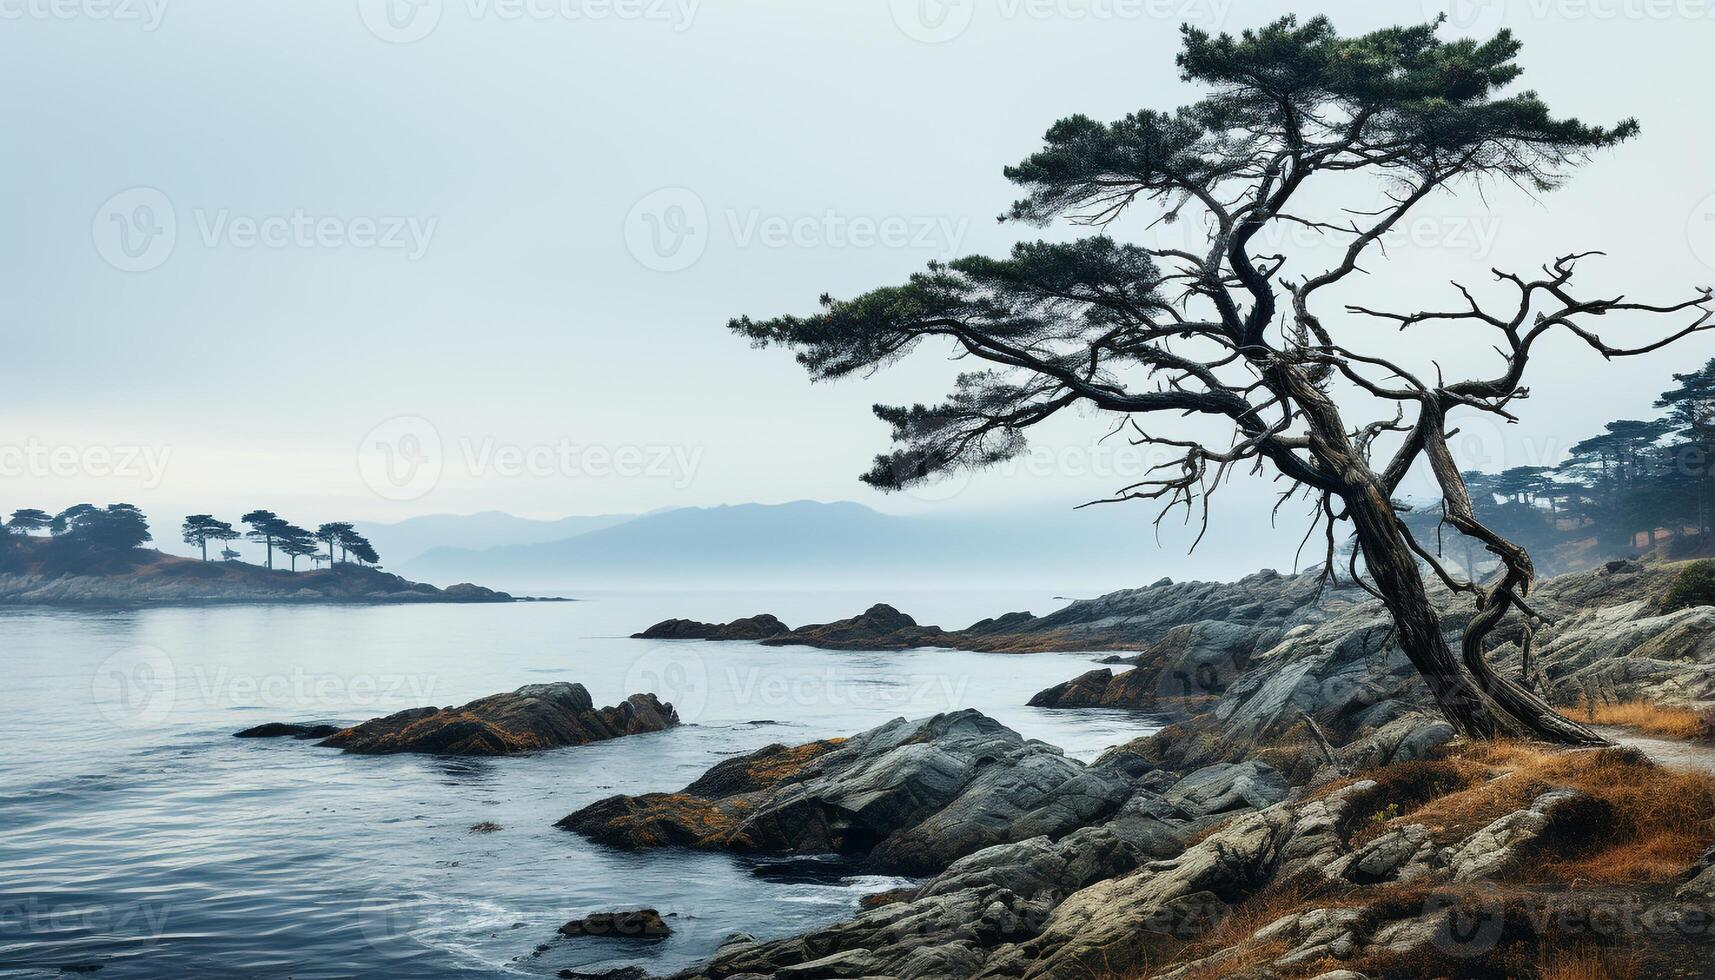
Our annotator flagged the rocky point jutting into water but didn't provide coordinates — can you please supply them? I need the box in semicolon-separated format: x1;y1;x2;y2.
633;569;1359;654
0;540;517;606
573;557;1715;979
560;711;1152;876
236;682;678;756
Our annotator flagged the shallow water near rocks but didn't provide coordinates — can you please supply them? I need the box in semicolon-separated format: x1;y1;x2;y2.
0;590;1162;978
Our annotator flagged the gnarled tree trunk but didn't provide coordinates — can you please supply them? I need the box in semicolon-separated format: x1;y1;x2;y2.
1341;472;1607;745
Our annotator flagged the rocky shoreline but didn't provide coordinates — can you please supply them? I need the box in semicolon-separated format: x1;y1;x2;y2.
583;558;1715;978
633;570;1361;654
552;702;1713;978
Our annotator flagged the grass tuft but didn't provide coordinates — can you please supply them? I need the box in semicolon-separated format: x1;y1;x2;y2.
1560;700;1715;741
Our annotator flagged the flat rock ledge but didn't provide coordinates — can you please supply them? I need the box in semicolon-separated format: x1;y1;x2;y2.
237;682;678;756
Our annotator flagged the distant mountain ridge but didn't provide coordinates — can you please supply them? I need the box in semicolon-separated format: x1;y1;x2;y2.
397;500;1178;591
354;511;635;565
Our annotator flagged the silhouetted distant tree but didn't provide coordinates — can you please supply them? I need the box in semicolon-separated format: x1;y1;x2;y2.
1557;419;1676;548
277;524;320;572
8;509;51;535
51;503;152;551
729;16;1713;743
181;515;239;562
241;510;289;569
347;537;381;567
1656;358;1715;534
315;522;356;565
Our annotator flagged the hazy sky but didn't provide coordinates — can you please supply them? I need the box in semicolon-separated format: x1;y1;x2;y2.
3;0;1713;573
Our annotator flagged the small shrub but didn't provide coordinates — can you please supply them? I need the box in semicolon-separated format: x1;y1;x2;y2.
1660;559;1715;612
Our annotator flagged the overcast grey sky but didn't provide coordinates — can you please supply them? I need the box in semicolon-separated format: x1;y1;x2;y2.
3;0;1712;573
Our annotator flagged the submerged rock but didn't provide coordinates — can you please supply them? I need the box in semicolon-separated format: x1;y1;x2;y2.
233;722;340;740
241;683;678;756
557;909;670;940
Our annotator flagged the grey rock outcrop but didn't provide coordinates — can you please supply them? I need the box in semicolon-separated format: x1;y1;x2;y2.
631;614;788;641
562;710;1132;875
246;683;679;756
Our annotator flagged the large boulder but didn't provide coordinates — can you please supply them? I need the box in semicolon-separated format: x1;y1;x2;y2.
557;909;671;940
561;710;1131;874
290;683;679;756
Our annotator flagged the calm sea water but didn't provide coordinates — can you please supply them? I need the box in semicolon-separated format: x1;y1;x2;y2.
0;591;1160;979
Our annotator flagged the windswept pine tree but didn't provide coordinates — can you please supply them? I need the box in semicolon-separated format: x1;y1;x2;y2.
7;509;51;535
315;522;355;566
49;504;152;552
181;515;239;562
276;524;320;571
241;510;289;569
730;16;1712;743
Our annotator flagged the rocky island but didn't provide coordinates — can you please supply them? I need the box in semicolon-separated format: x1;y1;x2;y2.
0;539;518;606
237;682;678;756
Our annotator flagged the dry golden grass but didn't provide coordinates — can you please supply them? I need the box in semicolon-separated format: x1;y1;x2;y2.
1538;943;1642;980
1123;739;1715;980
1559;700;1715;741
1388;740;1715;884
